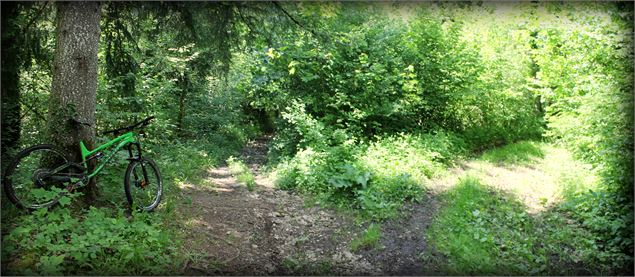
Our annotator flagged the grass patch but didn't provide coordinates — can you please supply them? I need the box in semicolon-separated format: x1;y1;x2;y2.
428;175;626;275
226;156;256;191
350;223;381;252
536;145;600;200
479;140;544;166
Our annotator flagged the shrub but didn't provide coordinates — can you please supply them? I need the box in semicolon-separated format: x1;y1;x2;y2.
272;129;466;220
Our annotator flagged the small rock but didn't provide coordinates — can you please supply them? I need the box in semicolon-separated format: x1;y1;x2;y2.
226;231;231;235
265;263;275;273
252;244;258;249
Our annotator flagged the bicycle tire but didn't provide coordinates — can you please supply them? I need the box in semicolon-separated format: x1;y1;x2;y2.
2;144;71;210
124;158;162;212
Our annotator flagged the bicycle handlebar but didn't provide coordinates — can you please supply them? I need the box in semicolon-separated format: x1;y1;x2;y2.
101;116;155;136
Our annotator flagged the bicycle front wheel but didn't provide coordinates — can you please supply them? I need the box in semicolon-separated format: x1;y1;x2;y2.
124;158;162;212
2;144;73;210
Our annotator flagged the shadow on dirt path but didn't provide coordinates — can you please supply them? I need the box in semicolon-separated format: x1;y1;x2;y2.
176;136;444;275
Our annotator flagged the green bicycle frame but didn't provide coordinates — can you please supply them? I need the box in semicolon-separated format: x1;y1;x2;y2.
79;132;137;178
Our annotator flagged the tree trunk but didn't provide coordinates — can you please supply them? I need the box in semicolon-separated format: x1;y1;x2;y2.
1;2;22;172
176;74;189;137
47;1;102;203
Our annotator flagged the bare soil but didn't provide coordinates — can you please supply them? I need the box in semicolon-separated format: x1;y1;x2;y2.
176;137;443;275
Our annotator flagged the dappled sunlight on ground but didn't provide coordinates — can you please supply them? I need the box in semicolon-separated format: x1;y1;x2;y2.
177;182;196;190
464;160;558;213
172;139;608;275
430;143;600;213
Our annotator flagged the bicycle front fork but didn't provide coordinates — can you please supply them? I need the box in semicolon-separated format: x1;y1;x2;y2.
127;142;150;188
126;142;143;161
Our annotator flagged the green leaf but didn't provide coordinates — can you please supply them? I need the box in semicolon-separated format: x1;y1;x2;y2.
58;196;71;207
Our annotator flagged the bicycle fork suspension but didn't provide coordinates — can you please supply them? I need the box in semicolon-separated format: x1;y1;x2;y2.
127;142;150;189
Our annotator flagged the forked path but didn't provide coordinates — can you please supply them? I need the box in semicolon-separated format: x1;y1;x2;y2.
177;137;443;275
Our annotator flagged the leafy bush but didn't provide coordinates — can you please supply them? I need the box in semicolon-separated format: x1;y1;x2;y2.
244;7;543;153
271;115;466;219
531;4;634;263
148;142;220;186
561;191;634;273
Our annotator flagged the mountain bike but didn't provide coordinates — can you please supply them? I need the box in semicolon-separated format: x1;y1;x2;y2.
2;116;162;211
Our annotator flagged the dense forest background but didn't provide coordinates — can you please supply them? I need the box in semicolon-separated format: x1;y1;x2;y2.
1;1;633;275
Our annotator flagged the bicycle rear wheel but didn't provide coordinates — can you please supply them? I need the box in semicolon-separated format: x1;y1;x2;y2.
124;158;162;211
2;145;74;210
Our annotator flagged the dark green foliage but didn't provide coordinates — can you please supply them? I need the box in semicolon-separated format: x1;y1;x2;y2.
1;2;23;168
1;2;56;166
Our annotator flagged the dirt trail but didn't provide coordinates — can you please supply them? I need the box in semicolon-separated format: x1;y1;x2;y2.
177;137;442;275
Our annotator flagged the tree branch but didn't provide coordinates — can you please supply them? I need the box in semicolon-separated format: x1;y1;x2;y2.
19;98;48;122
271;1;319;38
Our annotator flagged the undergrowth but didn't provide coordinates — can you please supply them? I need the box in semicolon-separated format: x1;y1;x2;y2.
226;156;256;191
271;127;466;220
479;141;545;166
429;171;631;275
1;199;181;275
1;138;241;275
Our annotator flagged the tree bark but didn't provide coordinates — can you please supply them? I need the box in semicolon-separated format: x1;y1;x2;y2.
47;1;102;202
1;2;22;172
176;74;189;137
